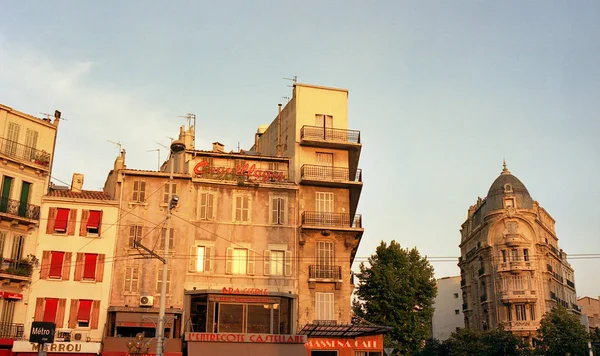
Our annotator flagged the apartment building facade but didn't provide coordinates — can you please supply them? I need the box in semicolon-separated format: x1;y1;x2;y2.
16;174;118;356
459;163;580;343
0;105;59;354
432;276;464;341
577;296;600;331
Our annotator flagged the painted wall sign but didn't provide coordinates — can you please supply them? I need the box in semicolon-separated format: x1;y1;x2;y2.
306;339;379;349
13;340;102;353
221;287;268;295
193;161;285;182
185;333;306;344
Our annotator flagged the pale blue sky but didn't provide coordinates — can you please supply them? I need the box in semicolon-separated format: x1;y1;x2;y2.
1;1;599;297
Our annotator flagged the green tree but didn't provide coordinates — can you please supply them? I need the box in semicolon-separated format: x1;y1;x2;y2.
590;327;600;355
352;240;436;355
535;306;589;356
442;327;531;356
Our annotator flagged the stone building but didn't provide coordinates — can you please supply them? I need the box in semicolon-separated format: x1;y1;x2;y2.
459;162;580;343
0;105;59;354
577;296;599;331
432;276;464;340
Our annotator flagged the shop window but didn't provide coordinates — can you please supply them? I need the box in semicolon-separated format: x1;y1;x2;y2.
264;250;292;276
218;304;244;333
198;192;215;220
315;292;335;323
246;304;272;334
159;228;175;250
355;352;382;356
163;183;177;204
128;225;143;248
49;251;65;279
189;296;208;333
132;181;146;203
312;351;338;356
124;267;139;293
270;197;287;225
190;246;213;272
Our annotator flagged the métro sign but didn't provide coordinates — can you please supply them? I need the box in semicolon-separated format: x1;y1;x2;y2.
29;322;56;344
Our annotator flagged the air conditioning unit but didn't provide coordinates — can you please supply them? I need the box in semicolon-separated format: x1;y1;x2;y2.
72;331;88;342
55;329;72;342
139;295;154;307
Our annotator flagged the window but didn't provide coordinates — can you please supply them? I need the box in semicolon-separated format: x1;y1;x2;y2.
515;305;527;321
315;292;334;322
86;210;102;235
226;248;255;275
315;114;333;128
270;197;286;225
124;267;139;293
455;310;460;315
198;192;215;220
501;250;507;262
54;208;70;233
9;235;23;261
43;298;59;323
523;249;529;262
128;225;142;248
264;250;292;277
529;304;536;320
355;352;382;356
190;246;212;272
316;192;334;213
24;129;39;160
49;251;65;279
504;198;515;208
83;254;98;280
234;196;250;222
77;299;93;327
132;181;146;203
511;249;519;261
512;275;524;290
506;305;512;321
156;268;171;294
159;228;174;250
5;122;20;155
454;293;459;299
163;183;177;204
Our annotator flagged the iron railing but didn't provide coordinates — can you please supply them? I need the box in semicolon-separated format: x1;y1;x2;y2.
0;137;50;167
313;320;337;325
309;265;342;280
300;165;362;183
300;126;361;144
1;259;34;277
567;279;575;288
301;212;362;228
462;303;468;311
571;303;581;312
0;197;40;221
0;323;25;339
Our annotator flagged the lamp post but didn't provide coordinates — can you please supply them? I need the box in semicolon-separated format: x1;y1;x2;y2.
156;139;186;356
127;333;152;355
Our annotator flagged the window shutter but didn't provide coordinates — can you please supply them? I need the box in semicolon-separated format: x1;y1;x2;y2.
68;299;78;329
270;199;276;224
199;193;207;219
225;248;233;274
235;197;241;221
285;251;292;277
46;208;57;234
96;254;105;282
79;210;90;236
97;210;103;237
204;246;212;272
281;199;286;225
34;298;44;321
62;252;72;280
128;225;136;248
169;228;174;249
74;253;84;281
263;250;271;276
56;299;67;328
139;181;146;202
189;246;197;272
131;267;139;292
132;181;139;202
207;194;214;219
208;247;214;272
247;249;255;275
67;209;77;235
90;300;101;329
124;268;132;293
40;251;51;279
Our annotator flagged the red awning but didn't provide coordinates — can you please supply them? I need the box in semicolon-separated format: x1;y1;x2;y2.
87;211;101;229
3;292;23;300
55;208;70;231
43;299;58;323
83;254;98;280
49;252;64;278
77;300;93;322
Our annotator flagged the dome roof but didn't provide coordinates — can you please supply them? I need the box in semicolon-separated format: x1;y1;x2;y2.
484;161;534;211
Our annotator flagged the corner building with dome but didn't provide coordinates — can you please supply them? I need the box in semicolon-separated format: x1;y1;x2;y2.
458;163;580;343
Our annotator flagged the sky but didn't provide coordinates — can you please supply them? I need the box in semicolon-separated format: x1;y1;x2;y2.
1;1;599;297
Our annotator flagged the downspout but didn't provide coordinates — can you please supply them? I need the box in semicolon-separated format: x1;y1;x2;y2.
277;104;282;156
294;187;299;333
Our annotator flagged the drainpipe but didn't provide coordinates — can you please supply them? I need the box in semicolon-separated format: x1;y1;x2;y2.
277;104;282;156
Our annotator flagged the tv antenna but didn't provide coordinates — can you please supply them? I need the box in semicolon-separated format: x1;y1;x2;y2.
40;112;68;121
178;113;196;130
283;96;290;101
147;149;160;170
107;140;123;154
283;76;297;88
156;142;168;150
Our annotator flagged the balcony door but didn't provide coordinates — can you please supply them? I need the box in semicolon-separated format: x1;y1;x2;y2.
315;192;334;226
24;129;38;160
316;241;334;278
5;122;20;156
315;114;333;140
18;182;31;217
0;176;13;213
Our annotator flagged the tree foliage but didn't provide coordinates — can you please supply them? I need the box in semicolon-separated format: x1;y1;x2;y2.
535;306;589;356
352;240;436;355
441;327;532;356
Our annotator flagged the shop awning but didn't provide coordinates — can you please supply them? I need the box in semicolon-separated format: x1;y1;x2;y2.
2;292;23;300
299;324;392;338
188;342;306;356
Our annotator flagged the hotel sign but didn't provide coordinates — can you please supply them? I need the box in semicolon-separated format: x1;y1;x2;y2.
13;340;102;353
193;161;285;182
185;333;306;344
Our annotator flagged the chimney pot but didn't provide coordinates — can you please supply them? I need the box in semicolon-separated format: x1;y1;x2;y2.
212;142;225;153
71;173;84;192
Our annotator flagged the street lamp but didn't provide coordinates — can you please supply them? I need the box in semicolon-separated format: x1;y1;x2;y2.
156;139;186;356
126;333;152;355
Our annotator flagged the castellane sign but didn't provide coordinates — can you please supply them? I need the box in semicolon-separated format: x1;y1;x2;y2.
29;322;56;344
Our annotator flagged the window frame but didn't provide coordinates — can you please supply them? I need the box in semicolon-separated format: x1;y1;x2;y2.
124;266;139;293
163;182;177;204
315;292;335;322
198;191;216;220
48;251;65;279
269;196;287;225
86;210;102;235
189;245;213;273
132;180;147;203
233;194;251;223
156;268;172;294
128;224;143;249
82;253;98;281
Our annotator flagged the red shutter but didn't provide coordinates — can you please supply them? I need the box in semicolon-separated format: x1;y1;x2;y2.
34;298;44;321
77;300;93;322
74;253;84;281
43;298;59;323
54;208;69;232
49;252;64;278
68;299;78;329
87;211;101;229
40;251;51;279
90;300;101;329
46;208;57;234
96;254;105;282
79;210;90;236
56;299;67;328
67;209;77;235
62;252;72;280
83;254;98;280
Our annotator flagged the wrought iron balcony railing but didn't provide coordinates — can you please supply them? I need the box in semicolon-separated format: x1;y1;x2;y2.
0;197;41;221
301;212;362;228
567;279;575;288
0;323;25;339
0;137;51;167
1;258;34;278
300;126;361;144
309;265;342;280
300;165;362;183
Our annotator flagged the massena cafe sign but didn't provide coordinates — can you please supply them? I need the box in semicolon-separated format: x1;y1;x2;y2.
193;161;285;182
13;341;101;354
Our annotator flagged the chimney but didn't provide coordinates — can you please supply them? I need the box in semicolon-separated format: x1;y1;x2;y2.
53;110;61;126
212;142;225;153
71;173;84;192
277;104;282;156
114;149;126;171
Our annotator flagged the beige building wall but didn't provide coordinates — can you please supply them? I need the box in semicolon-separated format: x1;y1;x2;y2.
432;276;464;341
24;183;118;343
578;296;600;330
0;104;59;335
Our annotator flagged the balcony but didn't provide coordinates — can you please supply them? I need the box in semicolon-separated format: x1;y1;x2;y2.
551;272;564;283
567;279;575;289
301;212;363;230
300;165;362;188
505;233;526;247
571;303;581;313
0;137;51;170
0;323;25;339
300;126;361;147
309;265;342;281
505;320;539;332
500;290;537;304
462;303;468;311
0;258;35;282
0;197;41;223
498;261;534;274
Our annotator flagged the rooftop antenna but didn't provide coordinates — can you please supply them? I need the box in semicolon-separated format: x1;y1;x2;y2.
166;136;175;143
283;76;297;88
147;149;160;170
237;142;241;152
178;113;197;148
107;140;123;154
283;96;290;101
156;142;168;150
40;112;68;121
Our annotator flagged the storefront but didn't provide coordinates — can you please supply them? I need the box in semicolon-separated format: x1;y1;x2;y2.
300;324;391;356
12;340;101;356
0;291;25;356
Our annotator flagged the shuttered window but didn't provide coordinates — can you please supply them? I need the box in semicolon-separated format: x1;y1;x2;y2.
124;267;139;293
315;293;334;322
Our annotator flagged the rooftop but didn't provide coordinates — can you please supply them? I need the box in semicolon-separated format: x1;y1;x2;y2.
46;189;112;201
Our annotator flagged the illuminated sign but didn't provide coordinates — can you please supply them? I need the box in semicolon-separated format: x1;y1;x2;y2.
185;333;306;344
193;161;285;182
306;339;379;349
222;287;268;295
13;341;102;353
